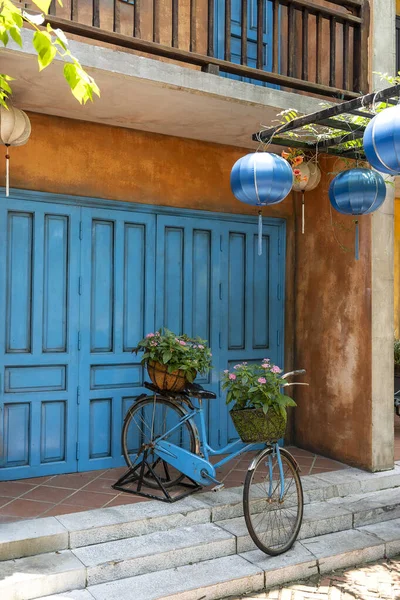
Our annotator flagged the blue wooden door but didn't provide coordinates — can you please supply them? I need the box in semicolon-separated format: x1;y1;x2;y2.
78;207;156;471
215;0;276;86
218;218;285;446
0;198;81;480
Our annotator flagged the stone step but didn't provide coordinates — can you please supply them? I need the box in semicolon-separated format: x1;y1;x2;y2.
1;465;399;563
3;494;400;600
216;485;400;552
38;524;400;600
72;522;236;585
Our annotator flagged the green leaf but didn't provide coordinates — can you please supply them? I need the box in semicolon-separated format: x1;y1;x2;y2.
9;27;22;47
31;0;53;14
162;350;172;363
0;30;9;47
33;31;56;70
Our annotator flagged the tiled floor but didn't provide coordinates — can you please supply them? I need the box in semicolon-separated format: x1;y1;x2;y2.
0;445;348;524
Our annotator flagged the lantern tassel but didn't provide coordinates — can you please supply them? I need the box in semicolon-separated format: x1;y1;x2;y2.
258;210;263;256
301;191;305;234
5;144;10;197
355;220;359;261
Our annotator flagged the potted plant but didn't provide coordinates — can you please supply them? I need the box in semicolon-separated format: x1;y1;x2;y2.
134;328;213;392
222;360;296;443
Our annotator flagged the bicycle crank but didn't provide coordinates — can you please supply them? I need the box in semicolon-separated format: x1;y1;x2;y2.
153;440;220;486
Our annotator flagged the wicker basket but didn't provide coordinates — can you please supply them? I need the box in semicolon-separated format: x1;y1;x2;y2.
147;360;189;392
230;406;287;443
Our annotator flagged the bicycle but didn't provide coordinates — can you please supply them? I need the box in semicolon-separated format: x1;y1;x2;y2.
120;369;307;556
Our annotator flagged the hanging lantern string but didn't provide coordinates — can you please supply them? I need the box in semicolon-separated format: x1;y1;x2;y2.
355;220;359;261
5;144;10;198
253;154;264;257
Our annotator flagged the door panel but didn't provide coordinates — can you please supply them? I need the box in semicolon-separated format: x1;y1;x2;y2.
0;199;80;480
219;220;284;446
156;215;221;447
78;207;156;471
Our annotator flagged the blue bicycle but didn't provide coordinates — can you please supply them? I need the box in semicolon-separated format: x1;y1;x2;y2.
121;370;306;555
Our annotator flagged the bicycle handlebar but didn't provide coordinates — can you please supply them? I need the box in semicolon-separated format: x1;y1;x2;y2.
281;369;306;380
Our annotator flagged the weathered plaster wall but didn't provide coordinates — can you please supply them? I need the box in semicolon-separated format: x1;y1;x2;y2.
2;113;380;469
293;156;374;469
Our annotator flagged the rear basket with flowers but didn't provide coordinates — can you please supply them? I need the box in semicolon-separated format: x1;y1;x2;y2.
222;360;296;443
134;329;212;392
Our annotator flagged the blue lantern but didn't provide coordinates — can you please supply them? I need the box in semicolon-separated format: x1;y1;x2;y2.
230;153;293;255
328;168;387;259
363;105;400;175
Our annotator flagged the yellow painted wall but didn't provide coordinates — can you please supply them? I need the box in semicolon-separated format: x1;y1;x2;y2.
397;0;400;15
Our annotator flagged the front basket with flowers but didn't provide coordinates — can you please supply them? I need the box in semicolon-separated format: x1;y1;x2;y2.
134;328;213;392
222;360;296;443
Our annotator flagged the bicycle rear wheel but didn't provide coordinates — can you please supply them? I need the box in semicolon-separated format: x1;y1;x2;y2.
243;447;303;556
122;395;198;489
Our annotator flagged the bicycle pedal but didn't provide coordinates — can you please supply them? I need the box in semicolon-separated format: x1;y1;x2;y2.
211;483;225;492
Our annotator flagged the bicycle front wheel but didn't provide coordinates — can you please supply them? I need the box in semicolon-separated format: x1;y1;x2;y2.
243;447;303;556
122;395;197;489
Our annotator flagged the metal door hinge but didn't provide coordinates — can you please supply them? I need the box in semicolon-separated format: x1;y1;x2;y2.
77;331;81;351
76;386;80;405
219;332;222;349
218;429;221;446
76;442;80;461
220;234;223;251
219;283;222;300
278;237;281;255
78;276;82;296
277;330;281;346
79;221;83;240
277;283;281;300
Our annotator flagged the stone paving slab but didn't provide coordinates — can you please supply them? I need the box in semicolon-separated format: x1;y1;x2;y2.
72;522;235;584
40;592;94;600
359;517;400;557
55;496;210;547
327;487;400;527
301;529;386;574
0;550;86;600
216;503;353;553
0;517;68;561
87;555;265;600
240;543;318;588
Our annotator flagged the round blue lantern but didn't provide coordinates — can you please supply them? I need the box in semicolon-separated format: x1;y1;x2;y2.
363;105;400;175
230;152;293;256
328;168;387;259
230;152;293;206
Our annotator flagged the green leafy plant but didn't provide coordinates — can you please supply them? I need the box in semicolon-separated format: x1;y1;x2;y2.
134;329;213;383
0;0;100;107
394;338;400;366
222;360;296;418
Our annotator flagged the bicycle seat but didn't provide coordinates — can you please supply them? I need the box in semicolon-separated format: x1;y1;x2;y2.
185;382;217;400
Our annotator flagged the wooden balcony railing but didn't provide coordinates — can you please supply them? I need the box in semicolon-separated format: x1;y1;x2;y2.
44;0;370;99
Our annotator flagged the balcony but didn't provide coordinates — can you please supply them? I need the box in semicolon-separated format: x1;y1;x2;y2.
44;0;370;99
6;0;372;148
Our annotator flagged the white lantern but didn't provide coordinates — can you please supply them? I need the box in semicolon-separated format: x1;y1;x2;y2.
0;106;31;196
292;161;321;234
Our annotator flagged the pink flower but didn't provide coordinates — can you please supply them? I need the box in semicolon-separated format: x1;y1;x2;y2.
197;344;204;349
234;364;241;369
223;369;229;374
146;333;155;338
210;353;212;356
150;341;158;346
261;363;269;369
229;373;236;380
258;377;267;384
271;365;282;374
179;340;186;346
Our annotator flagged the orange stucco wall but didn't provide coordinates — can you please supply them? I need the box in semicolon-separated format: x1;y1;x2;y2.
2;113;375;469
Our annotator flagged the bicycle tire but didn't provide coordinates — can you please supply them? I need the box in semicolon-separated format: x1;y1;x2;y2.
122;395;197;489
243;447;303;556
